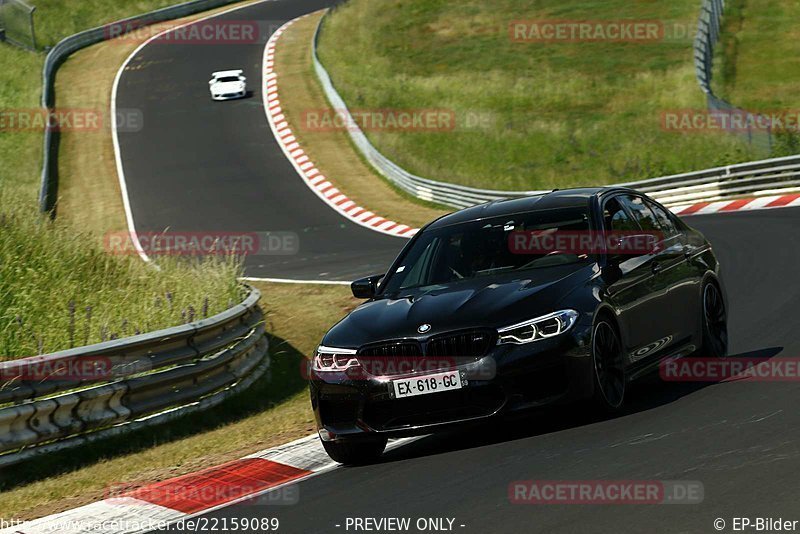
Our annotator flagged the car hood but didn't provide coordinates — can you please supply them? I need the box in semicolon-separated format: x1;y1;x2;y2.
212;81;245;92
323;262;598;348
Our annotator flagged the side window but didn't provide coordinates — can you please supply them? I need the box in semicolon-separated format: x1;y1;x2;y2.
602;197;639;231
618;195;660;231
645;199;679;237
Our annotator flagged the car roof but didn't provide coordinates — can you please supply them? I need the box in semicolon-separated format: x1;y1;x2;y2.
212;69;244;77
426;186;639;229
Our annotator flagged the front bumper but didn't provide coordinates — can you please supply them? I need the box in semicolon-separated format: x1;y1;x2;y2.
211;91;246;101
309;321;593;442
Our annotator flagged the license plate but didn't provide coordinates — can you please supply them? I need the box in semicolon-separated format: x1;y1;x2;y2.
392;371;463;399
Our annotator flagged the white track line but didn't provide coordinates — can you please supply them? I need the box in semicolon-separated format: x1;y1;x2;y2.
111;0;276;266
241;276;352;285
109;0;367;285
24;3;800;532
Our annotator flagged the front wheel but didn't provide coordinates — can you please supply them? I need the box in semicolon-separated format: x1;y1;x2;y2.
591;319;626;412
699;281;728;358
322;437;387;465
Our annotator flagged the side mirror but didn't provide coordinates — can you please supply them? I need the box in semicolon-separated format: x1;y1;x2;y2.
208;79;215;85
351;274;384;299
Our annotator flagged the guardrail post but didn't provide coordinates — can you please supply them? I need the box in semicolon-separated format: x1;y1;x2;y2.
0;405;38;451
28;4;35;50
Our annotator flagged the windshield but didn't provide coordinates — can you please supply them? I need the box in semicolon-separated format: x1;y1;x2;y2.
381;207;591;293
216;76;241;83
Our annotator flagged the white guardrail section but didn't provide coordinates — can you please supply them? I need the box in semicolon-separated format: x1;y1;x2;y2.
312;10;798;210
0;286;269;468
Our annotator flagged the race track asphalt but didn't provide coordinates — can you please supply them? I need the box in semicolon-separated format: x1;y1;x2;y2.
115;1;800;532
115;0;407;281
163;207;800;533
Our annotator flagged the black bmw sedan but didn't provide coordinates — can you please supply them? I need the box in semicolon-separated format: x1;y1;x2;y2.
309;187;728;464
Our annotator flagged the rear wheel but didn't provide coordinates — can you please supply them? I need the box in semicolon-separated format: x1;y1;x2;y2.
699;281;728;358
591;319;626;411
322;437;387;465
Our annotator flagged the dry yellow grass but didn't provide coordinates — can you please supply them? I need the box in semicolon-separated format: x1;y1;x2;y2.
56;37;132;233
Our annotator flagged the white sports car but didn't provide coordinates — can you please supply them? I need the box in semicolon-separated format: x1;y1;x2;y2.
209;70;247;101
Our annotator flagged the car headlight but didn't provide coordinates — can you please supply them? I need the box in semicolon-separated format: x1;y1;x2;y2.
312;345;358;372
497;310;579;345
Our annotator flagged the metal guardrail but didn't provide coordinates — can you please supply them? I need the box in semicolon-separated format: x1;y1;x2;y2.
693;0;724;95
312;5;794;210
693;0;772;151
620;154;800;206
39;0;244;214
0;286;269;467
310;18;545;210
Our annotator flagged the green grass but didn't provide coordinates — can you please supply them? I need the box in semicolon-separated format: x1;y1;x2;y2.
0;3;357;518
0;0;255;360
32;0;180;47
0;1;208;198
712;0;800;155
0;187;244;359
0;48;41;199
318;0;762;191
713;0;800;109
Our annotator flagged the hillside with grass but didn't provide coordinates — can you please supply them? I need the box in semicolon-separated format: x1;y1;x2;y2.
713;0;800;110
712;0;800;154
0;0;245;359
317;0;763;191
0;0;363;519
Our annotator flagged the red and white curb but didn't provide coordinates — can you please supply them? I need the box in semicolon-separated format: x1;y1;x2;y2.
10;11;800;534
3;434;418;534
262;17;419;239
263;17;800;234
671;192;800;216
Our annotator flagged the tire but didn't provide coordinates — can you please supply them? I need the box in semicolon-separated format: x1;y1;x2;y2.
591;318;626;412
699;280;728;358
322;437;387;465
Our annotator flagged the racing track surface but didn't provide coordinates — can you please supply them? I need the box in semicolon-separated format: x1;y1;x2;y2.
159;207;800;533
115;1;800;532
115;0;405;281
